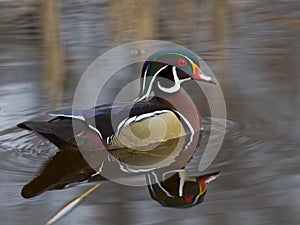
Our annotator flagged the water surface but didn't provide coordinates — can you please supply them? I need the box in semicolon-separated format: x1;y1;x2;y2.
0;1;300;225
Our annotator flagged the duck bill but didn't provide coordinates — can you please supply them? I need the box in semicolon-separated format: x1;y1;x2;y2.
197;171;220;195
197;171;220;184
192;62;216;84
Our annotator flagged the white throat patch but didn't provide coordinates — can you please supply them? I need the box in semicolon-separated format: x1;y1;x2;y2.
157;66;191;93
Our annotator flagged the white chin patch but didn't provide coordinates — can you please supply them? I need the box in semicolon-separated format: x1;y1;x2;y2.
157;82;180;93
157;66;183;93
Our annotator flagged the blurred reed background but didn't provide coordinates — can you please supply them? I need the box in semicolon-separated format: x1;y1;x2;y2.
0;0;246;106
1;0;298;106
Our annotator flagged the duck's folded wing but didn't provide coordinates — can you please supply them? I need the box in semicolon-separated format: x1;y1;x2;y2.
46;104;113;121
48;102;174;138
85;102;172;138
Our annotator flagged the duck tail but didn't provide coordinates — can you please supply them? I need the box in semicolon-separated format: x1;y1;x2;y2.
17;120;77;151
18;121;53;133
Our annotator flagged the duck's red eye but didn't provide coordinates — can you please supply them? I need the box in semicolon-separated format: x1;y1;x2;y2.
177;57;187;67
184;195;194;203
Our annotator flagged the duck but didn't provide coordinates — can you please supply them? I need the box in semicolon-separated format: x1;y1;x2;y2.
17;48;216;176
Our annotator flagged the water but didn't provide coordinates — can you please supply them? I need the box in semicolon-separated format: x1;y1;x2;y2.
0;0;300;224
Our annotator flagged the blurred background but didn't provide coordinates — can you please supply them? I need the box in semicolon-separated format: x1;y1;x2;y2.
0;0;299;224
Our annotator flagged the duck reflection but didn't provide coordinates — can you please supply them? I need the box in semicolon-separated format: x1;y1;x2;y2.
21;150;104;199
21;143;219;208
147;170;219;208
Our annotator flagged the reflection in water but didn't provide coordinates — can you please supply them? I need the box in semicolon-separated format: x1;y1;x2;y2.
0;0;236;109
21;147;219;209
21;150;99;199
147;170;219;208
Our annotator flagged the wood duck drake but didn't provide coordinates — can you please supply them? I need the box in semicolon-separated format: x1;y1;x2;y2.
17;48;216;175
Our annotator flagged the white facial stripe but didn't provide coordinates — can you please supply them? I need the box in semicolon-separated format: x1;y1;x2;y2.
146;65;168;96
178;171;186;197
151;171;175;198
157;66;192;93
179;77;191;84
173;66;180;83
139;65;168;100
178;170;197;197
157;66;181;93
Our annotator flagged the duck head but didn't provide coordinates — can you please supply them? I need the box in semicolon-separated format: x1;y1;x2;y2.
138;49;215;100
147;170;220;208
